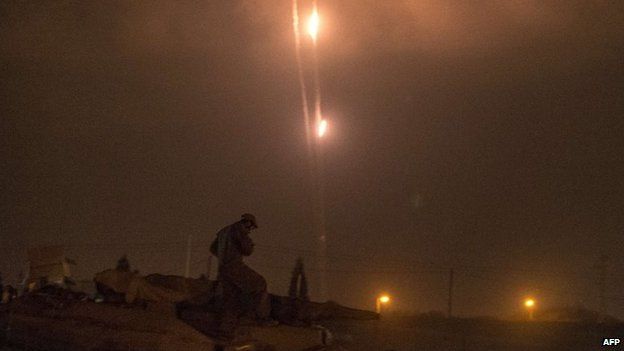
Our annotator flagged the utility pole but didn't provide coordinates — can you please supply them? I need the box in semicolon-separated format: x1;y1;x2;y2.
596;255;609;320
448;268;454;318
184;234;193;278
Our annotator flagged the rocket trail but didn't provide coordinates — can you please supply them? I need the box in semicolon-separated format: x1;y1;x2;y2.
292;0;313;157
293;0;328;302
312;36;322;129
310;0;327;302
310;1;323;129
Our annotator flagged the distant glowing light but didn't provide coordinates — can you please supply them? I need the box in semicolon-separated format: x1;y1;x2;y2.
524;298;536;321
308;7;320;42
317;119;327;137
376;294;391;313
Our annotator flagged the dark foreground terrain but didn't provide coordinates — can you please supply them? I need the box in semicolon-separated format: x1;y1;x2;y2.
2;313;623;350
323;316;624;351
2;287;622;351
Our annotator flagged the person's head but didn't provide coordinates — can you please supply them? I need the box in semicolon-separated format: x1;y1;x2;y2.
240;213;258;231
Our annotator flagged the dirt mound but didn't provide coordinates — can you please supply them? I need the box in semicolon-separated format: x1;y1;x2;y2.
3;295;215;351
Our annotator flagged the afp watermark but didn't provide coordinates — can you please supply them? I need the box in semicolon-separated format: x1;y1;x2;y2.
603;338;620;346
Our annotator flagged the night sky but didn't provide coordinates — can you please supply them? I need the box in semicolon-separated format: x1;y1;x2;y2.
1;1;623;318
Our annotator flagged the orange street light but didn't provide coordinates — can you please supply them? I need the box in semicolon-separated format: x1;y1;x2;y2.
524;298;536;320
376;294;391;314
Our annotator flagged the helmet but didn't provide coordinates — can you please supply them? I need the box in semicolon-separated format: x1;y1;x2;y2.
241;213;258;228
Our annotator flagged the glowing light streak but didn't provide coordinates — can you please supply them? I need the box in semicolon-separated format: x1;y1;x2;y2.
307;7;320;43
317;119;328;137
292;0;312;154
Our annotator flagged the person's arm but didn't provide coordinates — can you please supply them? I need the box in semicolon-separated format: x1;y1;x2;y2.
236;232;255;256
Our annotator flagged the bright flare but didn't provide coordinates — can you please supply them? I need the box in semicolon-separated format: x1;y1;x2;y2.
317;119;327;137
524;298;535;308
379;295;390;304
308;8;320;42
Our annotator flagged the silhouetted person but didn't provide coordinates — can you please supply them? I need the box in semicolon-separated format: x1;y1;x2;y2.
288;257;309;301
210;213;274;341
116;254;130;272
